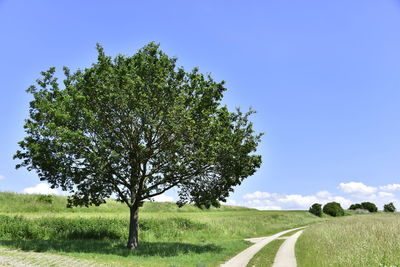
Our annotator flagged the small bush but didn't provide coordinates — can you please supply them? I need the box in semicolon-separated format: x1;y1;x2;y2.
384;202;396;212
37;194;55;204
309;203;322;217
348;203;363;210
323;202;344;217
361;202;378;212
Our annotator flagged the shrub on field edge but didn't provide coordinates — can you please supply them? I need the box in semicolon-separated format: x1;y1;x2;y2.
361;202;378;213
384;202;396;212
348;203;363;210
37;194;55;204
309;203;322;217
323;202;344;217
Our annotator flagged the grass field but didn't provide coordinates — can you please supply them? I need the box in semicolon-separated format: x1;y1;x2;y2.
296;213;400;267
0;192;325;266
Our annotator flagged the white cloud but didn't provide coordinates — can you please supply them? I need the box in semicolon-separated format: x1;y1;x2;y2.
23;183;58;195
379;184;400;191
151;194;174;202
0;175;5;180
378;191;395;198
237;181;400;211
241;190;351;210
244;191;272;199
338;182;377;197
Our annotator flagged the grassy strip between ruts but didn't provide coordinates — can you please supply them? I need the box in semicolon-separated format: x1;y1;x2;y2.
296;213;400;267
246;239;284;267
246;227;304;267
0;192;327;266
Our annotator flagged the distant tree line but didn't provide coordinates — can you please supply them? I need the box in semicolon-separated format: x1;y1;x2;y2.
309;201;396;217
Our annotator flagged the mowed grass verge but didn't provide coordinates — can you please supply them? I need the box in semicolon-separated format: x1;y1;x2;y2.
296;213;400;267
0;192;325;266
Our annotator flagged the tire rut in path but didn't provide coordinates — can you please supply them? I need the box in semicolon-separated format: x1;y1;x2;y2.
272;230;304;267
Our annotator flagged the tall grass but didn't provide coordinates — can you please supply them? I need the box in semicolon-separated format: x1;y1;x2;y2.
0;192;326;266
296;213;400;267
0;192;251;214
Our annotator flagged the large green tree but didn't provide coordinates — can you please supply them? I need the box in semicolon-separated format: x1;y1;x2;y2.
14;43;262;249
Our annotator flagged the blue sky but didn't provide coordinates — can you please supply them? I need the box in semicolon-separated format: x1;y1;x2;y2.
1;0;400;209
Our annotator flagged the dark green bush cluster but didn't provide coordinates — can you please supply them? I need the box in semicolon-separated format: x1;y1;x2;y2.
322;202;344;217
348;202;378;212
309;202;345;217
308;203;322;217
348;203;363;210
361;202;377;212
384;202;396;212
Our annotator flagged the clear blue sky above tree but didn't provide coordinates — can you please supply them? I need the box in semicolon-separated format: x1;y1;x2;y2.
1;0;400;209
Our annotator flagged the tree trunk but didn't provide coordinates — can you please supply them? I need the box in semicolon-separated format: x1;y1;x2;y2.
127;206;139;249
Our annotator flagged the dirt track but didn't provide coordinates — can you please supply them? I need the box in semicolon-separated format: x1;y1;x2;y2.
221;226;306;267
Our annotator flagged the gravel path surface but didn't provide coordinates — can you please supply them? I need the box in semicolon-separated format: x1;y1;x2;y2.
0;248;103;267
272;230;304;267
220;226;306;267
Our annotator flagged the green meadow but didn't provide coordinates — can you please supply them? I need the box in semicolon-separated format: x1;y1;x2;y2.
0;192;324;266
3;192;399;266
296;213;400;267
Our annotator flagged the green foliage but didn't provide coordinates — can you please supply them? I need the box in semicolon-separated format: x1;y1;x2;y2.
308;203;322;217
348;203;363;210
14;42;263;248
323;202;344;217
384;202;396;212
14;42;262;211
361;202;378;212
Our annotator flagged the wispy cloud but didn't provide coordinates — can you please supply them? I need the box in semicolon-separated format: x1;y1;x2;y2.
379;184;400;191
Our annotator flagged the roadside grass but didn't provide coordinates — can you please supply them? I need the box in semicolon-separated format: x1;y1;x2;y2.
246;239;284;267
0;192;326;266
296;213;400;267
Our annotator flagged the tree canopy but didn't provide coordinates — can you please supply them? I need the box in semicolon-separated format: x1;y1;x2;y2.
14;42;262;248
